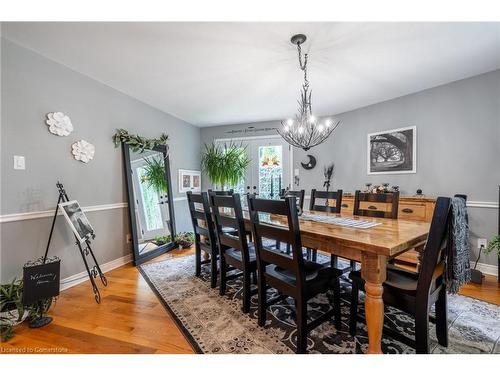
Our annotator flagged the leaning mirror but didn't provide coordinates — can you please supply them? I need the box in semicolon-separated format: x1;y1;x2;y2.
122;144;176;265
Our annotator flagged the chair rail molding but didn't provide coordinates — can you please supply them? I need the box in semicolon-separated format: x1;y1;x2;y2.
0;196;189;224
467;201;499;209
0;202;128;223
1;198;496;224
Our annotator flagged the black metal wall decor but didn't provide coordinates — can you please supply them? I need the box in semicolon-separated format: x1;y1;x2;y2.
45;182;107;304
301;155;317;170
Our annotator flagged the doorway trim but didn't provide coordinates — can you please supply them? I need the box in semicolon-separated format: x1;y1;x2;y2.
214;135;294;190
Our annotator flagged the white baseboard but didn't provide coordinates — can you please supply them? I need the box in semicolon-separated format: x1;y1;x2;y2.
475;262;498;277
60;253;133;291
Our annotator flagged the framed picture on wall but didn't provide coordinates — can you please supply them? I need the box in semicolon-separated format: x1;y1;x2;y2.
178;169;202;193
367;126;416;175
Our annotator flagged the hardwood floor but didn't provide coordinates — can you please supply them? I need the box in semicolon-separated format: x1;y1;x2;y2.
459;274;500;305
1;248;195;354
1;247;498;354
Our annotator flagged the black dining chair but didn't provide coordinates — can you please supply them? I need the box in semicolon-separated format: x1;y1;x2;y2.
348;196;452;354
279;189;306;210
353;190;400;219
186;191;219;288
210;193;257;313
307;189;343;263
247;195;343;354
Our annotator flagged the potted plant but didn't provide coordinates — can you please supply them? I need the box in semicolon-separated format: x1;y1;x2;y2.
0;279;28;341
1;278;56;342
175;232;195;249
201;142;251;190
153;235;172;246
140;156;167;194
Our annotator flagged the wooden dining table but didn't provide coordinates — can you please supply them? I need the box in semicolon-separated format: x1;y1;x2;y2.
242;209;431;354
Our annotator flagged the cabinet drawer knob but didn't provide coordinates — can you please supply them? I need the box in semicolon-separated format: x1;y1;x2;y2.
402;208;413;213
368;205;377;210
341;204;348;208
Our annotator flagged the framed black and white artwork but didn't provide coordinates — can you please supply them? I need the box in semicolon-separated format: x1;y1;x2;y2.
59;200;95;243
178;169;202;193
367;126;416;175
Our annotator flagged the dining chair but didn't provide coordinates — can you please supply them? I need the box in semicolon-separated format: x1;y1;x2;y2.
279;189;306;210
353;190;400;219
307;189;343;263
210;193;257;313
276;189;305;253
186;191;219;288
247;195;343;354
348;196;452;354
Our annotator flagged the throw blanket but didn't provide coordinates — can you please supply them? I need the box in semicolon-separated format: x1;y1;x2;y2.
446;197;472;293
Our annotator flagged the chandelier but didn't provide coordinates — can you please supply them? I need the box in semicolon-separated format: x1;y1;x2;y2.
277;34;340;151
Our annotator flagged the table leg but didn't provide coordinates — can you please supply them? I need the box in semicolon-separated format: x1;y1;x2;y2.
361;252;387;354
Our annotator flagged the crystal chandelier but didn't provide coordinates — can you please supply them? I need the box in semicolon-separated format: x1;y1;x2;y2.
277;34;340;151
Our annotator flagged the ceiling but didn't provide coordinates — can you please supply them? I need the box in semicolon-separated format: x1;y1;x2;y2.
3;22;500;127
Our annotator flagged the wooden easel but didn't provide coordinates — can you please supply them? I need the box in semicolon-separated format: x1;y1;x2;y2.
45;181;107;303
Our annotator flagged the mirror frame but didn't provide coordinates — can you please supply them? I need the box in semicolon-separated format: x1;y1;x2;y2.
122;143;177;265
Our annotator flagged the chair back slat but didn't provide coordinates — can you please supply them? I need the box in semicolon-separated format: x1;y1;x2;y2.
191;210;205;221
186;191;217;246
309;189;343;213
208;189;234;196
251;197;291;216
253;222;291;243
353;190;400;219
216;213;238;229
218;232;241;250
416;197;452;302
248;196;306;287
210;193;251;263
195;226;210;237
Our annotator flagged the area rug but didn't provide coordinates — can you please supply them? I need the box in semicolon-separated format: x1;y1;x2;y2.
139;255;500;354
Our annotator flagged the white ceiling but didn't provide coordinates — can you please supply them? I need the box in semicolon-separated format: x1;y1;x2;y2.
3;22;500;127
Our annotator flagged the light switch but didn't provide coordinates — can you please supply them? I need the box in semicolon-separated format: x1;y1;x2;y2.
294;168;300;176
14;155;25;170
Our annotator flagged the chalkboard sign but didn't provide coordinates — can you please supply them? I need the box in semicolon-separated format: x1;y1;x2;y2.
23;260;60;305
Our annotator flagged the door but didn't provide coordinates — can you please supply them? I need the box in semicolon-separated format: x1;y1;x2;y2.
217;137;291;199
131;159;171;241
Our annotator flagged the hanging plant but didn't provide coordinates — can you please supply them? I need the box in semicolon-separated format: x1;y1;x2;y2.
112;129;169;153
140;156;168;193
201;142;251;189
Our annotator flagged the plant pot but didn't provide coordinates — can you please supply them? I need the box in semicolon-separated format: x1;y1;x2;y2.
0;309;29;326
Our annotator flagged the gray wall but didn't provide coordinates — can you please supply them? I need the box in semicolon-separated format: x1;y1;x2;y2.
201;70;500;267
0;38;201;282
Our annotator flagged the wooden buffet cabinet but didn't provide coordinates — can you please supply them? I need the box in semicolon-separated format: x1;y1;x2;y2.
339;194;436;265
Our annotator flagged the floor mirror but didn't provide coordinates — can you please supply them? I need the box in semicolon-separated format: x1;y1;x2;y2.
122;143;176;265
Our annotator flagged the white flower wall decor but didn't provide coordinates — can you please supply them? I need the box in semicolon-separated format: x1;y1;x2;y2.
45;112;74;136
72;140;95;163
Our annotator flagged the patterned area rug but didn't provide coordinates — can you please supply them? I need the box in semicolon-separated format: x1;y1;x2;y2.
139;255;500;354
